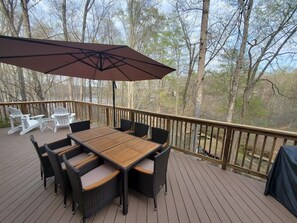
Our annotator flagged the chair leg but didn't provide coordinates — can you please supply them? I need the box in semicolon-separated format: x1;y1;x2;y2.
43;177;46;188
55;183;57;193
72;201;76;214
40;168;43;179
165;177;168;195
64;191;67;207
153;196;157;211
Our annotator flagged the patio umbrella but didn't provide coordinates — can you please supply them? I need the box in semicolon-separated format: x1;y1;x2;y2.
0;35;175;126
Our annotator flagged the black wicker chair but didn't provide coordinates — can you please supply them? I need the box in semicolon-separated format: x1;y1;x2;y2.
150;127;169;147
128;146;171;210
30;135;74;188
115;119;133;132
63;155;121;222
129;122;149;138
70;120;90;133
45;144;94;206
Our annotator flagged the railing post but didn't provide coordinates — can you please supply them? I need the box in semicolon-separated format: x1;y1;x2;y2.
106;107;110;126
74;101;77;117
130;110;135;123
21;104;28;114
222;127;232;170
166;118;171;145
88;103;92;121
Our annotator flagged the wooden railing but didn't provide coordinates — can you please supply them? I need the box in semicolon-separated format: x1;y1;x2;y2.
1;100;297;179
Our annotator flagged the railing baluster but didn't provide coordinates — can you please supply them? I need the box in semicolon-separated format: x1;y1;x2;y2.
179;121;182;149
214;128;220;158
209;127;214;156
266;137;277;174
197;124;202;152
241;132;250;167
234;131;242;165
189;123;193;151
228;129;236;162
192;124;198;152
249;134;258;170
184;122;187;150
257;135;267;172
222;127;232;170
203;125;208;153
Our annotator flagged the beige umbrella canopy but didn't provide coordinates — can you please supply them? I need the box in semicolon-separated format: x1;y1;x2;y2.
0;35;175;126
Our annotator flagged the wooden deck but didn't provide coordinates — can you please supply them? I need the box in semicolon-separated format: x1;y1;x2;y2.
0;127;295;223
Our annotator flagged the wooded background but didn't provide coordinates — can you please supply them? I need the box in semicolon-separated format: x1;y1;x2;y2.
0;0;296;131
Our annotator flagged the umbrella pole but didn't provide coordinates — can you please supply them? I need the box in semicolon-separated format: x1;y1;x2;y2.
112;81;116;127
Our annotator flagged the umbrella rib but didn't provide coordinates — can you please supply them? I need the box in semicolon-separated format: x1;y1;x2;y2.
107;54;163;79
44;52;97;74
0;52;86;60
104;56;132;81
76;49;102;79
79;49;103;71
106;52;175;71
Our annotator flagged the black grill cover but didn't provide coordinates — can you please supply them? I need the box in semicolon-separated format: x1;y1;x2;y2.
265;145;297;216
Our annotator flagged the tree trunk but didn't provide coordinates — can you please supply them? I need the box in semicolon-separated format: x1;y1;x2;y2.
127;82;134;108
62;0;68;41
21;0;46;104
194;0;210;118
226;0;253;122
81;0;94;102
181;59;194;115
89;80;92;102
61;0;74;100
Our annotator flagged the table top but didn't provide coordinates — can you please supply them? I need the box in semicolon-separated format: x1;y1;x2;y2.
68;126;117;142
101;137;160;170
82;131;136;154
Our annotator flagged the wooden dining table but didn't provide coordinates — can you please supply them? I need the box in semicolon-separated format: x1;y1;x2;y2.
68;126;161;215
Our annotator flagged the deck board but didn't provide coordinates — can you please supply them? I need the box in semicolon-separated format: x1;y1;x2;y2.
0;127;295;223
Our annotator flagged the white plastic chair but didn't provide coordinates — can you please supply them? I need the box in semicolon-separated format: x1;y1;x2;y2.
51;107;75;133
7;107;44;135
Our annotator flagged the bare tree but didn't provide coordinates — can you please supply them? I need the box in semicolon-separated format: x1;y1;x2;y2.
173;0;200;115
81;0;95;102
226;0;253;122
241;1;297;118
20;0;46;104
194;0;210;118
119;0;165;109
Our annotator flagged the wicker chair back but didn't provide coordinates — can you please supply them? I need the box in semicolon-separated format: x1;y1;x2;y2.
117;119;133;131
134;122;149;137
151;127;169;145
63;155;121;221
70;120;90;133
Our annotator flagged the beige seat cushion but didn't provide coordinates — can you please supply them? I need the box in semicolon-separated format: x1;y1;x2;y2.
134;158;154;174
61;153;92;170
41;145;73;157
81;164;119;190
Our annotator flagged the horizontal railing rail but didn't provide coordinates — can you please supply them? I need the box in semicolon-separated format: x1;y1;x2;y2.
1;100;297;179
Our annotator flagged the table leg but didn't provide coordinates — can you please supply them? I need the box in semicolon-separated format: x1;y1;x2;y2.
123;171;128;215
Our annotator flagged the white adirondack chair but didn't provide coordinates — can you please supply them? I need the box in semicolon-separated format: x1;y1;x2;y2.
51;107;75;133
7;107;44;135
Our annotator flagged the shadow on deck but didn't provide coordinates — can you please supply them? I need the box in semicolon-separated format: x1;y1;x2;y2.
0;127;295;223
